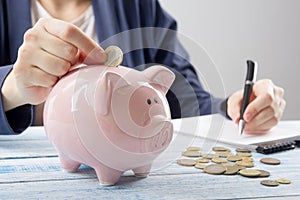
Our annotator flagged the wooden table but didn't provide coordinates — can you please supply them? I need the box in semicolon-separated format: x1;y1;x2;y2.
0;118;299;200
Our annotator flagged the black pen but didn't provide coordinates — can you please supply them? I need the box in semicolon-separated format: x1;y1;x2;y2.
239;60;258;135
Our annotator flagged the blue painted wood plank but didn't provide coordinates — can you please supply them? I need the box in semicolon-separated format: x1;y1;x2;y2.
0;124;300;199
0;171;299;200
0;148;299;199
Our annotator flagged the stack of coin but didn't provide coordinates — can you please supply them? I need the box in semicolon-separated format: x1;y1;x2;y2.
176;145;291;187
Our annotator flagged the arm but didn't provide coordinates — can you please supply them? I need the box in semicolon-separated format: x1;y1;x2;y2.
0;65;33;135
0;1;33;134
0;18;106;135
142;0;227;119
141;1;285;134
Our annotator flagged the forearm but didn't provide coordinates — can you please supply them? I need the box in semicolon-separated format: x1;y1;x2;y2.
1;69;26;111
0;65;33;134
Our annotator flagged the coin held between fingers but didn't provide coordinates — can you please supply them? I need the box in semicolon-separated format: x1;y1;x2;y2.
104;46;123;67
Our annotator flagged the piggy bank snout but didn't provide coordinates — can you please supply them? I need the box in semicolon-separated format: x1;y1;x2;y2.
128;86;169;127
149;104;166;118
135;104;167;127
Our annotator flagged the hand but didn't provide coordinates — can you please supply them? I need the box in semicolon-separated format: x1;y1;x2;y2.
227;79;286;134
1;18;106;111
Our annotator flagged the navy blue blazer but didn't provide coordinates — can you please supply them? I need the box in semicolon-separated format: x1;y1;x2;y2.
0;0;226;135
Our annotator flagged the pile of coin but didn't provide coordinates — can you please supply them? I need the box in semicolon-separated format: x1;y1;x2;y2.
177;146;291;187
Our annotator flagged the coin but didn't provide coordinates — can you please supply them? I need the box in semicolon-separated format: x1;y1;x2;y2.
236;152;252;157
242;157;254;162
239;169;261;177
182;151;202;157
187;146;201;151
224;165;240;175
204;164;226;175
213;146;230;152
236;148;251;153
212;157;228;164
194;163;208;170
236;160;254;168
196;158;210;163
215;152;233;158
260;158;281;165
212;154;220;158
227;155;243;162
276;178;291;184
257;170;270;178
177;159;196;166
222;163;236;167
202;154;214;159
104;46;123;67
236;165;246;170
260;180;279;187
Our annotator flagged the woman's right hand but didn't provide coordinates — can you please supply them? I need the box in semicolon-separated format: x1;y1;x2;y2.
1;18;106;111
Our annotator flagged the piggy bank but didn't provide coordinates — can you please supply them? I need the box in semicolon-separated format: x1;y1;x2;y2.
43;64;175;185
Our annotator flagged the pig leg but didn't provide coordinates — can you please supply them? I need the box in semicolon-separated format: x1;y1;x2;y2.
94;164;123;186
132;164;152;177
59;155;81;172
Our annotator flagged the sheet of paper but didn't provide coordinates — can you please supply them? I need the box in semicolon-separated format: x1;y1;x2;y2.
172;114;300;147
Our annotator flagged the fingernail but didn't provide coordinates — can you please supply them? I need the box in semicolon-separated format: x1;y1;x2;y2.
84;48;107;65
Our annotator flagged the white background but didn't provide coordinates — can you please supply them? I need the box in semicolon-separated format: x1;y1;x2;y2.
160;0;300;119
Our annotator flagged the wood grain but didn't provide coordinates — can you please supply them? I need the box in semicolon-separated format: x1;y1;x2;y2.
0;123;299;199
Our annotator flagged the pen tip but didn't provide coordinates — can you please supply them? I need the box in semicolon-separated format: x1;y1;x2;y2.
239;120;245;135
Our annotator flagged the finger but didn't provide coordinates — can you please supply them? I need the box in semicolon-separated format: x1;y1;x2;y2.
28;66;59;88
244;98;286;134
245;83;285;123
275;98;286;121
24;27;79;65
31;49;71;77
243;128;270;135
227;90;243;123
244;117;278;134
274;86;284;98
245;106;276;129
243;81;275;122
39;18;106;64
39;33;79;65
273;86;285;108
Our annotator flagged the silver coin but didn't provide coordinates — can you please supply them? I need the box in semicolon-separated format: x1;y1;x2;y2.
104;46;123;67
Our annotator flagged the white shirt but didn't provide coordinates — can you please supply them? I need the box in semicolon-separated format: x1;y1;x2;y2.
31;0;98;43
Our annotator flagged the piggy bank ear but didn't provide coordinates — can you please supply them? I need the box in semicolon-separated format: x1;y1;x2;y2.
144;65;175;94
98;72;129;115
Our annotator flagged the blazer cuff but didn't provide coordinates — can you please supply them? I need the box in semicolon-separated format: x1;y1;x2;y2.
212;97;231;120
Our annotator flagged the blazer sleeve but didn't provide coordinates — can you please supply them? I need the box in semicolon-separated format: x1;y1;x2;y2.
0;1;33;135
0;65;33;135
141;1;228;119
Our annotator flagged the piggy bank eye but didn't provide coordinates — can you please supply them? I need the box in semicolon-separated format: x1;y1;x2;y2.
147;99;152;105
154;97;158;103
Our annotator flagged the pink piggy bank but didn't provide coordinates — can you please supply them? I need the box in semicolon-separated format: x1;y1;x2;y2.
43;64;175;185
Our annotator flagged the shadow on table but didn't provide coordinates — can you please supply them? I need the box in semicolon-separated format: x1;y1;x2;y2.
76;165;147;186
